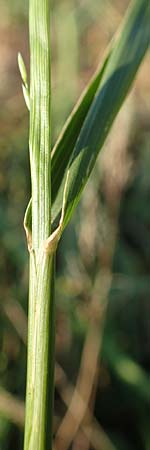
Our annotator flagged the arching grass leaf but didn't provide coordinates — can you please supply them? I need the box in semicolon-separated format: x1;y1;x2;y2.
53;0;149;232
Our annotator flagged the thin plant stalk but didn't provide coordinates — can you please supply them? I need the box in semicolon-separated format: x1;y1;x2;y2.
23;0;55;449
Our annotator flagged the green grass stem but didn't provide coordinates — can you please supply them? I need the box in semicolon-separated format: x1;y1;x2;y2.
23;1;55;449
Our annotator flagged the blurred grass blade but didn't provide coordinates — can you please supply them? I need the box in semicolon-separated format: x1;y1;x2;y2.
104;337;150;401
55;0;149;231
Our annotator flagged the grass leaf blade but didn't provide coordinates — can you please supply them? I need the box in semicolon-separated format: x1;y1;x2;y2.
55;0;149;231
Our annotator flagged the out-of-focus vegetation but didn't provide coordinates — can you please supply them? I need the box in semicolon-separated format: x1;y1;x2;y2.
0;1;150;449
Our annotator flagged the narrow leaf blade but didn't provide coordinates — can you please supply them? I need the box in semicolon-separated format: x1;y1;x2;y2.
51;47;111;204
55;0;149;231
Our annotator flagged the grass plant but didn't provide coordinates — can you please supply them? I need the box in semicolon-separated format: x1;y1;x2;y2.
18;0;150;448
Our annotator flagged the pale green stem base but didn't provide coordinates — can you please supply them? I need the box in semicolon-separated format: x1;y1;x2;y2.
24;251;55;450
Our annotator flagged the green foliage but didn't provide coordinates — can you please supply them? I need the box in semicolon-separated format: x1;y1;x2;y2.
24;0;149;242
58;0;149;231
19;0;150;449
1;0;150;449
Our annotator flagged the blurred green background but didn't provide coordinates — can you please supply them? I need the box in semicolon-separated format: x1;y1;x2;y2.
0;1;150;449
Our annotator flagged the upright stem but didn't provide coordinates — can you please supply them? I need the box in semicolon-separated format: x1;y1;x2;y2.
24;254;55;450
29;0;51;248
24;0;55;449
